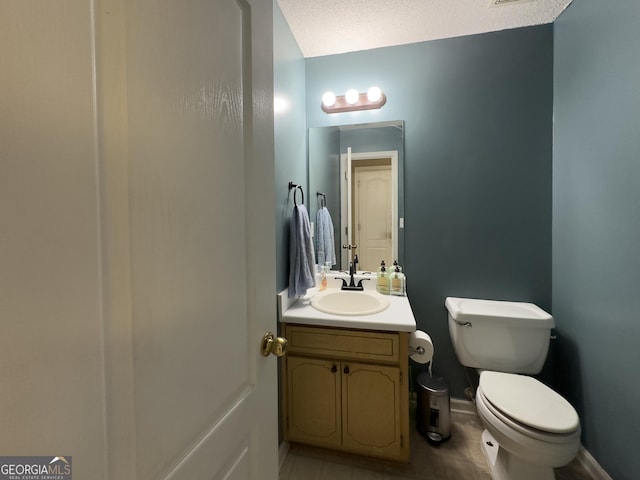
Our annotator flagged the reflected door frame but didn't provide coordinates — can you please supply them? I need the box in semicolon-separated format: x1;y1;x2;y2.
340;150;398;269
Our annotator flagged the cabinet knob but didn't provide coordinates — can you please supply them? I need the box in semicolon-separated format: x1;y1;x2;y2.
331;365;337;373
343;366;350;375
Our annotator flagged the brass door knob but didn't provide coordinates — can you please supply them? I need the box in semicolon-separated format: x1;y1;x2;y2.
261;332;288;357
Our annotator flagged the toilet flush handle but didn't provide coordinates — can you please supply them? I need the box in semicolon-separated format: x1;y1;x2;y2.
452;319;472;328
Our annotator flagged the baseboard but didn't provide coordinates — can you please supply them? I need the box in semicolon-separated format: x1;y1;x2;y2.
450;397;476;415
574;446;612;480
278;441;290;471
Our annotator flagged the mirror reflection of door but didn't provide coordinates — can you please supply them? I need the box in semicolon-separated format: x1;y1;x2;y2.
353;162;392;272
341;150;398;271
309;120;404;272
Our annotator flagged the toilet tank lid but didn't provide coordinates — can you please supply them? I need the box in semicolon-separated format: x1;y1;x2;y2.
445;297;554;329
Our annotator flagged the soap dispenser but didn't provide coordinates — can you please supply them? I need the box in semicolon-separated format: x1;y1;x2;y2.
319;265;328;291
377;260;386;275
376;260;390;294
390;265;406;296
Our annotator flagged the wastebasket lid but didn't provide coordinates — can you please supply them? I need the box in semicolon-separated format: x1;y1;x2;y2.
417;372;448;392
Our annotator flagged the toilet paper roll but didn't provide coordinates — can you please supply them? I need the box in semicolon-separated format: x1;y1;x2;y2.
409;330;434;364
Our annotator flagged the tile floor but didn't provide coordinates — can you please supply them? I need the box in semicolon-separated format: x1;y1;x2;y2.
279;409;596;480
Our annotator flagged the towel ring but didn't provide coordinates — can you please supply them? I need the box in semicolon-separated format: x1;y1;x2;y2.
289;181;304;206
317;192;326;208
294;186;304;206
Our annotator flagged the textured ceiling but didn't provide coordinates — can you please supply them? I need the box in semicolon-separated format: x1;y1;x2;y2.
277;0;573;58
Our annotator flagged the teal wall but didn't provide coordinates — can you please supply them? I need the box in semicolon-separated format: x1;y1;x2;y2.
553;1;640;478
305;26;554;399
273;2;306;292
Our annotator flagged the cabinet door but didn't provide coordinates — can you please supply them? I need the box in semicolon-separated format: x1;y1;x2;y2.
286;356;341;448
341;362;404;460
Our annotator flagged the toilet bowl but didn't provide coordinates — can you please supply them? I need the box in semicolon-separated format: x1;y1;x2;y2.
475;371;581;480
444;297;582;480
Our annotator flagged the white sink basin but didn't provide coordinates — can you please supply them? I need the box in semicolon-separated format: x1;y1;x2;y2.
310;290;390;316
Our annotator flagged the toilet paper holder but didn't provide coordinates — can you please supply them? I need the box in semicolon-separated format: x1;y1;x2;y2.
409;346;425;355
409;330;434;365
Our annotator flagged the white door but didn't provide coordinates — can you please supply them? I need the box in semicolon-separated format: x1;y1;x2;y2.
353;165;393;271
102;0;278;478
1;0;278;479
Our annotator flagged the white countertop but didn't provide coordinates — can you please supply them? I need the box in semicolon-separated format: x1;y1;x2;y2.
278;280;417;332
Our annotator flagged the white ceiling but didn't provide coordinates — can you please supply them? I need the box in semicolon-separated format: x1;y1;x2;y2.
277;0;573;58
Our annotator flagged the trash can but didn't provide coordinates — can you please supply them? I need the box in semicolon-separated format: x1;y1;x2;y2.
416;372;451;444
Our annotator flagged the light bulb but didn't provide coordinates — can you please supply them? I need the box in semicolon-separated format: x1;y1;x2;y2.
367;86;382;102
322;91;336;107
345;89;359;105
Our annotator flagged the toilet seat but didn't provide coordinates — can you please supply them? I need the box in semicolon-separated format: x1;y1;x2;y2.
479;371;579;435
477;387;579;446
476;382;582;472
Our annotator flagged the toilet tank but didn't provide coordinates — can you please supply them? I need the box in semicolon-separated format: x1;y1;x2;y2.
445;297;554;374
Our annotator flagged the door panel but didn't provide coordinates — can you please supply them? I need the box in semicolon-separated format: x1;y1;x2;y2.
286;356;341;448
103;0;277;478
341;362;401;457
354;166;393;271
120;0;277;478
126;1;249;476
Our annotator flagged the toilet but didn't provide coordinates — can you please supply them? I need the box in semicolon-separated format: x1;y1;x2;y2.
445;297;581;480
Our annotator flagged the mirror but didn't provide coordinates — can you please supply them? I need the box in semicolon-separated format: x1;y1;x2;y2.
308;120;404;272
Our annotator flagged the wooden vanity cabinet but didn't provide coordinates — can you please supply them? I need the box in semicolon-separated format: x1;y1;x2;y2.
282;324;410;462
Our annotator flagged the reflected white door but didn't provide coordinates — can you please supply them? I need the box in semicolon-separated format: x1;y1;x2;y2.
341;151;398;271
353;166;393;271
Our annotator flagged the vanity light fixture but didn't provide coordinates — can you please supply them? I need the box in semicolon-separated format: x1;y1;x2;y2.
322;91;336;107
344;89;359;105
321;87;387;114
367;86;382;102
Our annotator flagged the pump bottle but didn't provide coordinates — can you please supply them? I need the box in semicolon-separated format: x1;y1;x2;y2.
376;260;390;294
390;265;406;296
